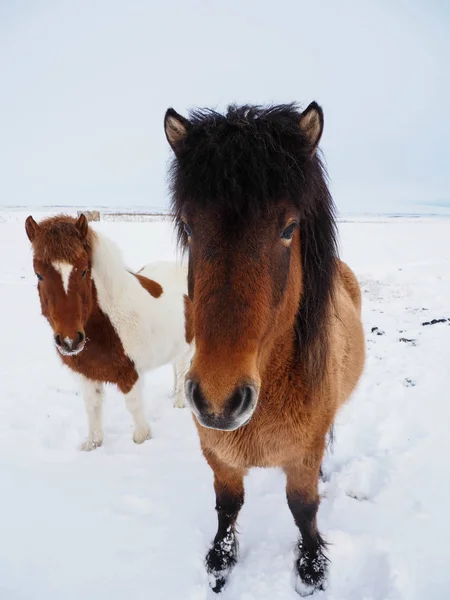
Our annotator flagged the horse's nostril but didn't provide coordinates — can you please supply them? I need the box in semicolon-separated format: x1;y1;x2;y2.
185;379;209;414
185;379;195;401
228;385;256;417
54;334;62;346
241;385;255;413
77;331;84;344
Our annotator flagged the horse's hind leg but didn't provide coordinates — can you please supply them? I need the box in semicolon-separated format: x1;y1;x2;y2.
203;448;246;593
285;458;328;596
173;345;195;408
172;355;188;408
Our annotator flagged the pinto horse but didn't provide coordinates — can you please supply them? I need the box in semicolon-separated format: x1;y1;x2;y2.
26;214;192;450
164;103;365;595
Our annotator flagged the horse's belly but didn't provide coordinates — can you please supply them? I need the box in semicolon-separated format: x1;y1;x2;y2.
134;335;188;373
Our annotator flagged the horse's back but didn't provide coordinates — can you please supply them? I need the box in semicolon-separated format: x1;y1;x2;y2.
138;261;188;296
337;259;362;313
332;260;365;408
126;261;189;370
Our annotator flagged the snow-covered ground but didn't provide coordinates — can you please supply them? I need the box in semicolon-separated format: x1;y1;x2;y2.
1;212;449;600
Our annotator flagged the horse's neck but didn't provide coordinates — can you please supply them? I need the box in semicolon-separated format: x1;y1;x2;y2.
268;329;297;374
90;230;133;304
89;230;160;366
264;323;323;396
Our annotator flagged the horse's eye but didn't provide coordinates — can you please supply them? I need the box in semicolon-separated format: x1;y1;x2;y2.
183;223;192;237
281;222;297;241
36;272;43;281
81;269;87;278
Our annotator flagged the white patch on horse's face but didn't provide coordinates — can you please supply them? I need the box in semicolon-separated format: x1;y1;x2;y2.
52;261;73;294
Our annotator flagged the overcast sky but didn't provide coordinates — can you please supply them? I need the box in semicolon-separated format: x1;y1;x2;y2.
1;0;449;214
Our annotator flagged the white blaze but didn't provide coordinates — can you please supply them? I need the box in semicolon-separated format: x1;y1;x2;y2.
52;261;73;294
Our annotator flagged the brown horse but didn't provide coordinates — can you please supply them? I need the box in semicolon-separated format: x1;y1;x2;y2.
25;214;192;450
164;103;365;595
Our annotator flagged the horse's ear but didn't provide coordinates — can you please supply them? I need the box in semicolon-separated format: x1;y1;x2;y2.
25;216;39;242
75;213;88;239
299;102;324;156
164;108;190;154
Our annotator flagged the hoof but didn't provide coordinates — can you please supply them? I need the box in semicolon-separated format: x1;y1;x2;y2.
206;550;230;594
133;426;152;444
80;438;103;451
294;543;328;596
208;571;226;594
295;576;327;597
206;529;237;593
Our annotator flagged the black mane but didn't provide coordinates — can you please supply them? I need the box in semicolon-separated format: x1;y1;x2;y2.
168;103;338;382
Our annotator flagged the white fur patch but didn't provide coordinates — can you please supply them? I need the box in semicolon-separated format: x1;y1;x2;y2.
90;230;192;374
52;261;73;294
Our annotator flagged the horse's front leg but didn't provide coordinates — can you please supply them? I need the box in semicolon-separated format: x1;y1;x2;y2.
203;449;246;593
285;453;328;597
79;376;104;451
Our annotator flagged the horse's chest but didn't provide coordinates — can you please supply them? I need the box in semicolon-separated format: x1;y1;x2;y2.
200;416;300;469
62;331;138;392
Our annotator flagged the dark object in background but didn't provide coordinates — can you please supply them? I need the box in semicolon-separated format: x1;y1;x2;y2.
371;327;385;336
421;318;450;326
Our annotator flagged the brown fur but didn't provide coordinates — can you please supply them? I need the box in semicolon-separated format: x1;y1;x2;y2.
184;294;194;345
164;102;365;592
134;272;163;298
189;244;364;470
